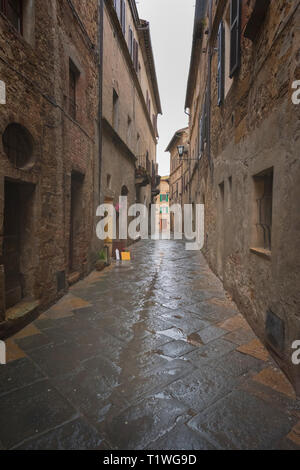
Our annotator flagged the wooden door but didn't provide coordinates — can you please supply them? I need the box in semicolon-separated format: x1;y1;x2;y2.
3;181;22;309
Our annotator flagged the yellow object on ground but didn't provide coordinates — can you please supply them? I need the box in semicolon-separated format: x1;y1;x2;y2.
121;252;131;261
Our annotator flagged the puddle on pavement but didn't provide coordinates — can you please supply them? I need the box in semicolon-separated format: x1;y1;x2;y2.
187;332;204;347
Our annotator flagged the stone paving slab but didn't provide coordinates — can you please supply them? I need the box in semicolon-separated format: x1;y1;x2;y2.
0;380;77;449
147;423;216;450
0;239;299;450
187;389;297;450
15;418;103;450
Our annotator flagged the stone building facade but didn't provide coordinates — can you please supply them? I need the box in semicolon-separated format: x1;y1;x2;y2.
167;127;189;233
0;0;100;333
0;0;161;336
184;0;300;394
101;0;161;253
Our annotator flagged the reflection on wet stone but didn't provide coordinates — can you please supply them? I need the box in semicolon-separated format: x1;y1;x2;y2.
0;240;298;450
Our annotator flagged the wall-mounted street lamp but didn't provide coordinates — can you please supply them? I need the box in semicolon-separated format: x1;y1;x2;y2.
177;145;185;158
176;145;200;162
177;145;188;160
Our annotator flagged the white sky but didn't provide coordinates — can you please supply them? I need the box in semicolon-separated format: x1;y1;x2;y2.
136;0;196;177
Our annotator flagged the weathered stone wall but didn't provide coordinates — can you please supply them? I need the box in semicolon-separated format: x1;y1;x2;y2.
0;0;100;322
187;0;300;393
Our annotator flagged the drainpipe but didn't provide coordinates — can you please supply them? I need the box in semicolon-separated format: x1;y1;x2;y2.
207;0;213;178
98;0;104;204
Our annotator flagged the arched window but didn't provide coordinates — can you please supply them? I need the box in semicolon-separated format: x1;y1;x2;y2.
2;123;34;169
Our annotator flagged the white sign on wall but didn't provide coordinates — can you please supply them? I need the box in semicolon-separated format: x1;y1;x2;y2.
0;341;6;365
0;80;6;104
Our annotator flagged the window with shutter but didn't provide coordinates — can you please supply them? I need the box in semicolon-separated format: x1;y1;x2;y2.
114;0;121;20
199;91;208;156
217;21;225;106
134;40;139;72
230;0;241;78
132;39;139;71
199;116;203;156
132;38;136;65
69;60;80;120
128;27;133;57
121;0;126;35
244;0;270;41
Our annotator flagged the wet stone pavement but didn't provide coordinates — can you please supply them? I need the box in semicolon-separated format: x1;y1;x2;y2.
0;240;300;450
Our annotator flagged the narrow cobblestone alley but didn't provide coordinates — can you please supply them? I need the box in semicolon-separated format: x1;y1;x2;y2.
0;240;299;450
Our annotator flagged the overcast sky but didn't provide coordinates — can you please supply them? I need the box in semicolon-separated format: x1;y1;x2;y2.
136;0;195;177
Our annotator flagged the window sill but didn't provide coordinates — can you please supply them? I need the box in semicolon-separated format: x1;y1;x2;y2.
250;247;271;260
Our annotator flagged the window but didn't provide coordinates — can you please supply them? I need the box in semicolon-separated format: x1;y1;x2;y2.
230;0;241;78
228;176;232;211
219;181;225;201
69;60;79;120
252;169;273;252
114;0;121;20
152;114;157;134
199;91;208;156
146;90;151;115
0;0;22;33
120;0;126;35
146;151;150;173
133;38;139;72
127;115;132;143
107;174;112;189
128;26;133;57
160;206;169;215
128;28;139;73
244;0;271;41
224;16;234;97
113;89;119;131
217;21;225;106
